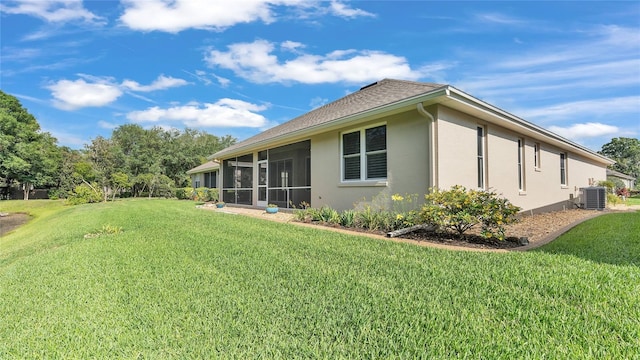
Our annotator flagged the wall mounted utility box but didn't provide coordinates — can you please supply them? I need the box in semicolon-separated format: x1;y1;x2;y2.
579;187;606;210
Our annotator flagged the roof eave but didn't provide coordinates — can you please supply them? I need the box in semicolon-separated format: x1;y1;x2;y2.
442;87;615;166
209;86;449;160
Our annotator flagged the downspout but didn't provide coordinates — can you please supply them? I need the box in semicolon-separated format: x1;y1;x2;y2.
417;103;438;189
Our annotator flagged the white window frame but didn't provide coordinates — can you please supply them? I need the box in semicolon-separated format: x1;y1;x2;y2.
340;123;387;183
560;152;568;186
477;126;486;189
533;142;541;171
518;138;525;192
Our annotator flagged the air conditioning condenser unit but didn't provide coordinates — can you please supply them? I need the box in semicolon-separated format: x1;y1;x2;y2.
580;187;606;210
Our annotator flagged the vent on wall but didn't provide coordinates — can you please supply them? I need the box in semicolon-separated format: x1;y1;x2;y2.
580;187;606;210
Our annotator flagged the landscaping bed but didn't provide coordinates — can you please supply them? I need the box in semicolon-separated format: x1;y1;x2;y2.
298;208;605;250
213;205;608;250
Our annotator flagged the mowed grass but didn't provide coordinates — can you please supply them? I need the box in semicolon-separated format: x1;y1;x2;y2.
627;194;640;206
1;199;639;358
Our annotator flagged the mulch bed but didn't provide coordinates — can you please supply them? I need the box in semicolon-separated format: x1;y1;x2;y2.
299;220;525;249
397;229;524;249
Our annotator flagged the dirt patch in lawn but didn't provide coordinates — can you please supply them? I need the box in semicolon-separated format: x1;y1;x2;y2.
0;213;31;237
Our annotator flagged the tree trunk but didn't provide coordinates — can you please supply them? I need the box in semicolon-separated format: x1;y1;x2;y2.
22;182;31;200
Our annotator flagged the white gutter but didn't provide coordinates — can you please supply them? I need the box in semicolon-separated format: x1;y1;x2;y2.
416;103;438;188
443;87;615;165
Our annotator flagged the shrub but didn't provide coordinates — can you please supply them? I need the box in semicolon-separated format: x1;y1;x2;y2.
293;208;311;222
607;193;621;206
616;187;630;199
175;187;191;200
420;185;520;240
340;209;356;227
355;205;389;231
598;180;616;193
312;206;340;224
188;187;219;202
390;193;420;230
66;183;103;205
48;189;67;200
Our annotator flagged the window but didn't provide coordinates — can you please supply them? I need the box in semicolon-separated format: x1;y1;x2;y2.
518;138;525;191
342;124;387;181
560;153;567;186
204;171;217;188
477;126;485;189
534;143;541;169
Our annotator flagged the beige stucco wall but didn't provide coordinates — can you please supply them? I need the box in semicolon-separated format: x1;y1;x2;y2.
435;106;481;190
217;103;607;213
310;110;431;211
436;105;607;211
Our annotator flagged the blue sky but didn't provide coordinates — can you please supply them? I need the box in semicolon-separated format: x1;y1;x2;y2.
1;1;639;152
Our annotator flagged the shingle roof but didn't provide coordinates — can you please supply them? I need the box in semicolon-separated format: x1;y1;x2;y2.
186;160;219;174
606;168;636;180
211;79;446;158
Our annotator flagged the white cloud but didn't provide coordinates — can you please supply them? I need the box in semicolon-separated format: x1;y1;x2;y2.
548;123;620;140
205;39;432;84
126;99;269;128
0;47;41;62
47;74;191;109
515;96;640;121
44;128;87;148
119;0;277;33
476;13;527;26
0;0;103;23
329;1;375;18
118;0;374;33
121;75;188;92
456;25;640;101
98;120;119;130
281;40;305;52
309;96;328;109
47;78;122;110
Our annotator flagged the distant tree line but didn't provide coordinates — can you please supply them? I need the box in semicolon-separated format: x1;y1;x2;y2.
598;137;640;189
1;90;235;201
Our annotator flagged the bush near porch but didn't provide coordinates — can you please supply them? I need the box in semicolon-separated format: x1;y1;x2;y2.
294;186;520;241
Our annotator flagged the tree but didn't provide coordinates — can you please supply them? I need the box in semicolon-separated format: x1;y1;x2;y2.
86;136;123;201
110;172;131;201
71;160;102;201
54;147;83;198
599;137;640;185
110;124;236;191
134;172;174;198
0;91;61;199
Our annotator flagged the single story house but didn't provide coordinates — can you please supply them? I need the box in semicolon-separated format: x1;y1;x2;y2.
606;169;636;189
208;79;614;213
186;160;219;189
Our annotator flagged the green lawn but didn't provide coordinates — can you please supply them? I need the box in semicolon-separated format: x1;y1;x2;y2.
1;199;638;358
627;194;640;206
